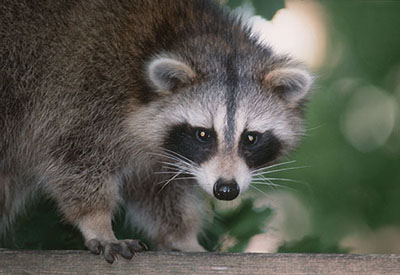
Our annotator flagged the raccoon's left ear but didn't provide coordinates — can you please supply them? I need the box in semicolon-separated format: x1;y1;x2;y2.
146;56;196;93
264;67;313;103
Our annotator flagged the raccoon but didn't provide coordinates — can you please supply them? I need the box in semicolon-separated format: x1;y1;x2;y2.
0;0;312;263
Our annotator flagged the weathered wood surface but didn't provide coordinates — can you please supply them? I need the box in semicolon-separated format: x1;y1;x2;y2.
0;250;400;274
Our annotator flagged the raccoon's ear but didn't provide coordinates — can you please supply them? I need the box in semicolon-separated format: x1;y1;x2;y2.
264;67;313;103
146;56;196;92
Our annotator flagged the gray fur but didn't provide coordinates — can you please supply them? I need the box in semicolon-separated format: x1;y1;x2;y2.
0;0;312;262
224;54;239;150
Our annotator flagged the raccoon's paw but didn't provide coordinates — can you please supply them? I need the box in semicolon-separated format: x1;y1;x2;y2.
86;239;148;264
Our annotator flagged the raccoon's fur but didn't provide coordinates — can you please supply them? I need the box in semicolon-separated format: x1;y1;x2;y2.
0;0;312;262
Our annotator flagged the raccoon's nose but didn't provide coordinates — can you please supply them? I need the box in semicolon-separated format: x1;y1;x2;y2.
213;179;240;201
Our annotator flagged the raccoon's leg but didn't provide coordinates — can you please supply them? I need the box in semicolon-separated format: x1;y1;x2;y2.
0;175;13;235
126;183;205;252
44;172;146;263
78;211;147;263
0;174;33;237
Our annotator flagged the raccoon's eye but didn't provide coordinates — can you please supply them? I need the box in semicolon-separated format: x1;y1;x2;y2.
242;131;259;146
195;128;212;143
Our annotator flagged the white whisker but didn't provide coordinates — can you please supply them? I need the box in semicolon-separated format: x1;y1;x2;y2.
158;171;182;193
159;161;190;170
307;124;325;132
148;152;184;164
253;183;295;192
156;176;197;185
274;178;308;188
264;165;310;174
250;185;269;196
161;148;196;165
159;164;184;171
251;160;297;174
253;165;310;176
252;179;296;192
253;177;306;185
154;171;194;176
148;151;196;169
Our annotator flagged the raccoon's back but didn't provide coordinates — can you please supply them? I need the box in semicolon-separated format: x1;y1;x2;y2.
0;0;238;164
0;0;234;109
0;0;77;140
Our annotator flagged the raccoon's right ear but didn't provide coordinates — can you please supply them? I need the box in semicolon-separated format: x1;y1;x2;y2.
264;67;313;103
146;56;196;93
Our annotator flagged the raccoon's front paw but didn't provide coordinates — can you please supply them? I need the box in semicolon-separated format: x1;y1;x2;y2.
86;239;148;264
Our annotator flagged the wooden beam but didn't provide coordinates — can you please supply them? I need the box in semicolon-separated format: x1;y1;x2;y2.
1;250;399;274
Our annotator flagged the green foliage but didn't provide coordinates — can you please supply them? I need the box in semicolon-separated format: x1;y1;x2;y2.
2;199;85;250
296;0;400;244
227;0;284;20
250;0;284;20
200;199;272;252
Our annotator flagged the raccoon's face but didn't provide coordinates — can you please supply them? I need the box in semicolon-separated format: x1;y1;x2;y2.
143;53;312;200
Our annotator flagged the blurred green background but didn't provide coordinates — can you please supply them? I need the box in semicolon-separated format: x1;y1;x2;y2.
3;0;400;254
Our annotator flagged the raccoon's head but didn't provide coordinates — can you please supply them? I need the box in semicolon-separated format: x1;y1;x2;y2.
142;51;312;201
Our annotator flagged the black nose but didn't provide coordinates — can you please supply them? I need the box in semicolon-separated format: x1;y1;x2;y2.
213;179;240;201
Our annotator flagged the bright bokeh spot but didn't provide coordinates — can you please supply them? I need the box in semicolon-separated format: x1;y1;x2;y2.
341;86;397;152
243;0;327;68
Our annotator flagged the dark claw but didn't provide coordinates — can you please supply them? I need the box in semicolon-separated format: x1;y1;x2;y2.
111;242;133;259
139;240;149;251
126;239;148;253
86;239;146;263
86;239;102;255
104;245;117;264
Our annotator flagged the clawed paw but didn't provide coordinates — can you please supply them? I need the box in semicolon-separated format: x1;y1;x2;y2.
86;239;148;263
